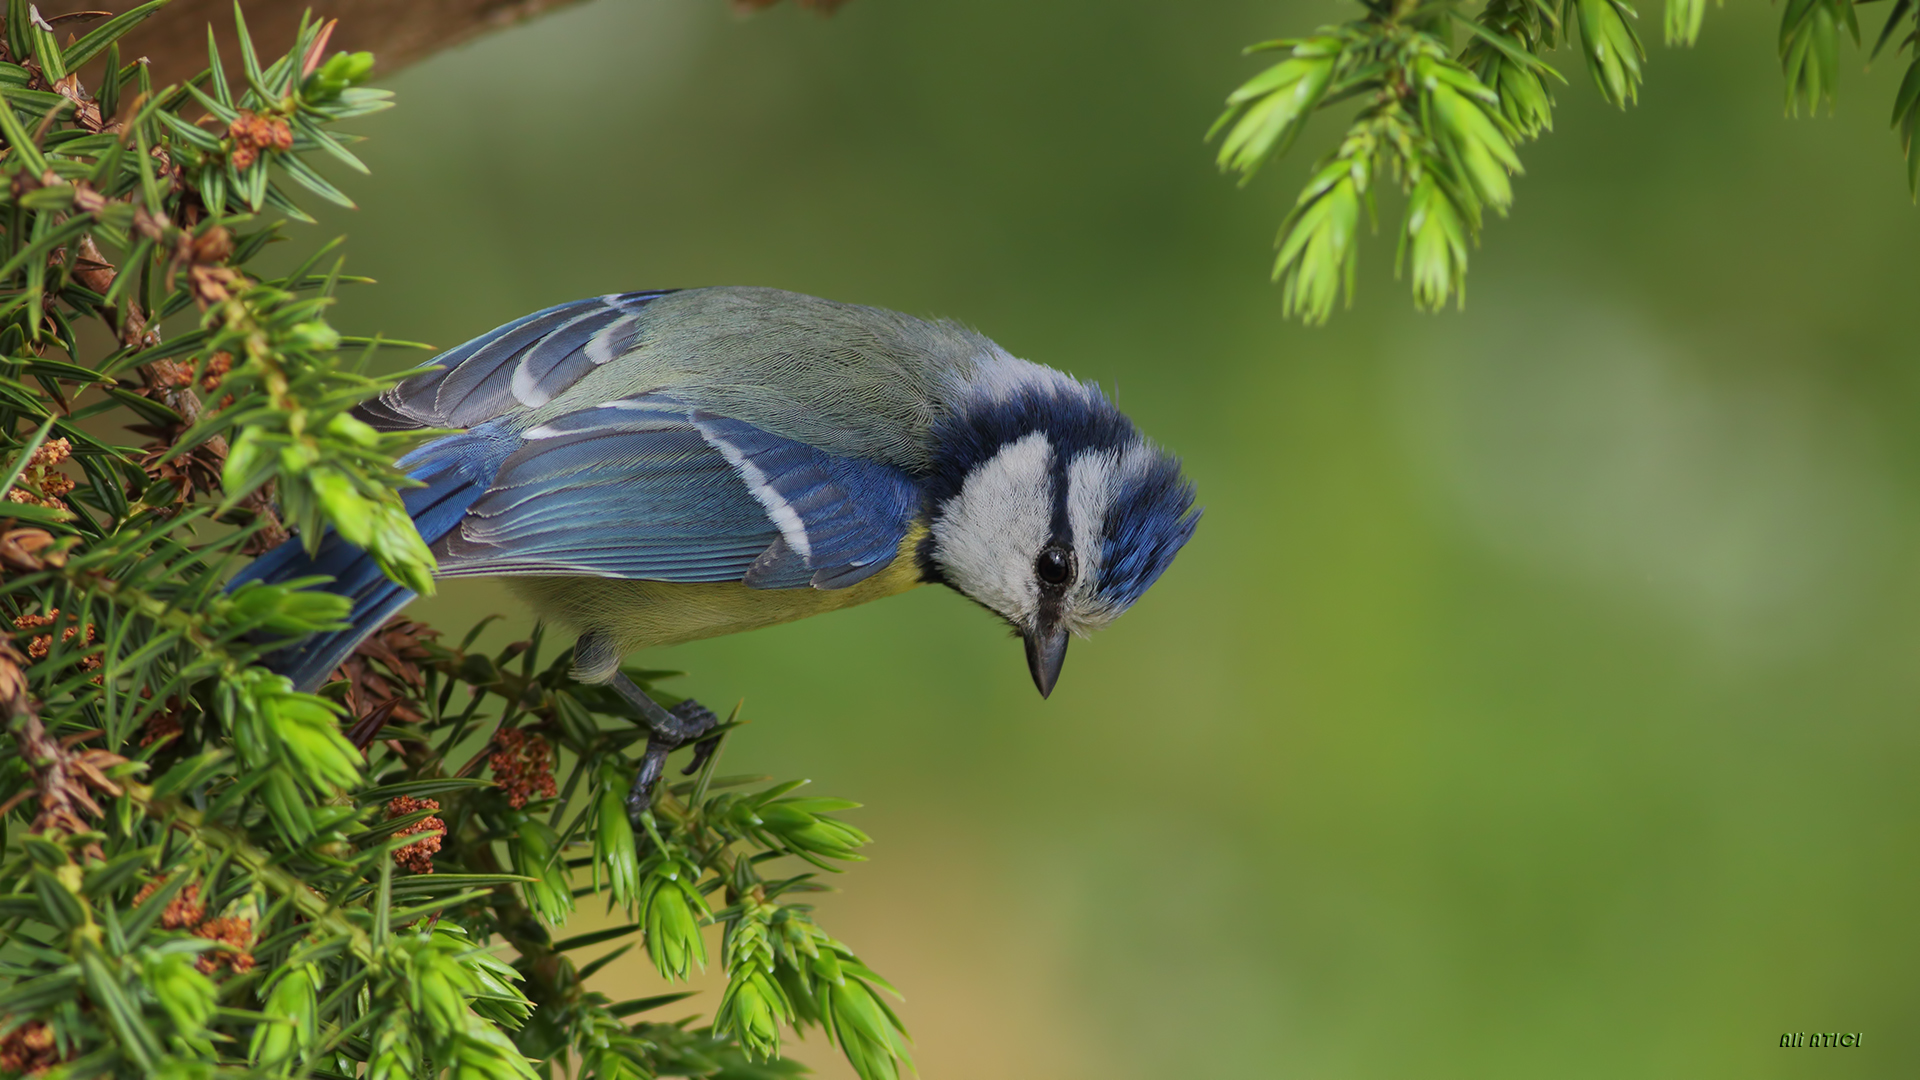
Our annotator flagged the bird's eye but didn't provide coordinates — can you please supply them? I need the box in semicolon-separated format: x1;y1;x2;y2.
1035;546;1073;588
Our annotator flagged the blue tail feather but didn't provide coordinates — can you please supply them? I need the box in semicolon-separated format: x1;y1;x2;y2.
231;430;511;692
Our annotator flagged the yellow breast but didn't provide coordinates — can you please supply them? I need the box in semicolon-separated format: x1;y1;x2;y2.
505;525;930;656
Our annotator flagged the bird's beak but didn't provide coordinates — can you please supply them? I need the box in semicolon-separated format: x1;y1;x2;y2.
1023;624;1069;699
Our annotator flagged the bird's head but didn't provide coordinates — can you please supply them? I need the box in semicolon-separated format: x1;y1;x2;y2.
922;356;1199;697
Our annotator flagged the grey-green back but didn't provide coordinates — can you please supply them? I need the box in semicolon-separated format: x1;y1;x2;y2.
532;289;997;468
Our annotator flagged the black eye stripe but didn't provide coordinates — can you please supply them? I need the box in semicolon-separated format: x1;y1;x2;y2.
1038;443;1080;593
1046;435;1072;550
1036;434;1082;588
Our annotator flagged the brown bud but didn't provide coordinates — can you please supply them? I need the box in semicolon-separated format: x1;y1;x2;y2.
0;527;60;571
131;206;168;241
226;111;288;165
120;302;153;348
187;264;240;309
69;181;106;215
0;642;28;712
193;915;256;975
200;351;232;392
386;796;445;873
147;357;194;389
52;72;103;132
190;226;233;265
72;235;115;294
0;1018;66;1076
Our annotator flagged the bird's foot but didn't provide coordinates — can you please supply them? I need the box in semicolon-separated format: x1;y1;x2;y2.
621;687;721;827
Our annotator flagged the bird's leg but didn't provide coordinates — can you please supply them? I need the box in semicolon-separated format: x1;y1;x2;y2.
611;672;720;826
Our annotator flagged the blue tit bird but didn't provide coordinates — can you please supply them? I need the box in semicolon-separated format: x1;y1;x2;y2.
234;287;1199;811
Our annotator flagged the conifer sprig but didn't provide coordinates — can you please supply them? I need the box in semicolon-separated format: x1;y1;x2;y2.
1219;0;1920;322
0;7;906;1080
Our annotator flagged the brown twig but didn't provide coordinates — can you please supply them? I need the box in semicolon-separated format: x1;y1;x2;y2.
38;0;593;96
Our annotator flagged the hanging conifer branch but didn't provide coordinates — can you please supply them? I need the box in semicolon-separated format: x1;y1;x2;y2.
1219;0;1920;322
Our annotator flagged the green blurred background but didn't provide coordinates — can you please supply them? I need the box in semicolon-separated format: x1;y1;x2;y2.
298;1;1920;1076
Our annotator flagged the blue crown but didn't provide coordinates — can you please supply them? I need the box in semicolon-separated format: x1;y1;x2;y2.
1097;450;1199;610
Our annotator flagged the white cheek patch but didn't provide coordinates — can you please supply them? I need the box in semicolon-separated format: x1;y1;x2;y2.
933;432;1055;626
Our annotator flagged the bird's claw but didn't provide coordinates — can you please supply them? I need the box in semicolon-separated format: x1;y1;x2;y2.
667;699;718;740
681;731;723;777
626;695;721;827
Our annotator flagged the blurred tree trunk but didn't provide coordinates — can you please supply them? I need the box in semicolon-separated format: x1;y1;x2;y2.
37;0;585;89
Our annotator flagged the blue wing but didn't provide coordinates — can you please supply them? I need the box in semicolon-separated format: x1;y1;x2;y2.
236;395;920;689
436;394;922;590
349;286;921;585
689;410;923;589
356;291;674;432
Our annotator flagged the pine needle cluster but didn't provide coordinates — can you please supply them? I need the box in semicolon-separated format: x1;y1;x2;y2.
0;7;906;1080
1217;0;1920;322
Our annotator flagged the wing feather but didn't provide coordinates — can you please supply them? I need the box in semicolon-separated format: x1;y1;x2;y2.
691;412;921;588
432;393;920;589
357;291;673;431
